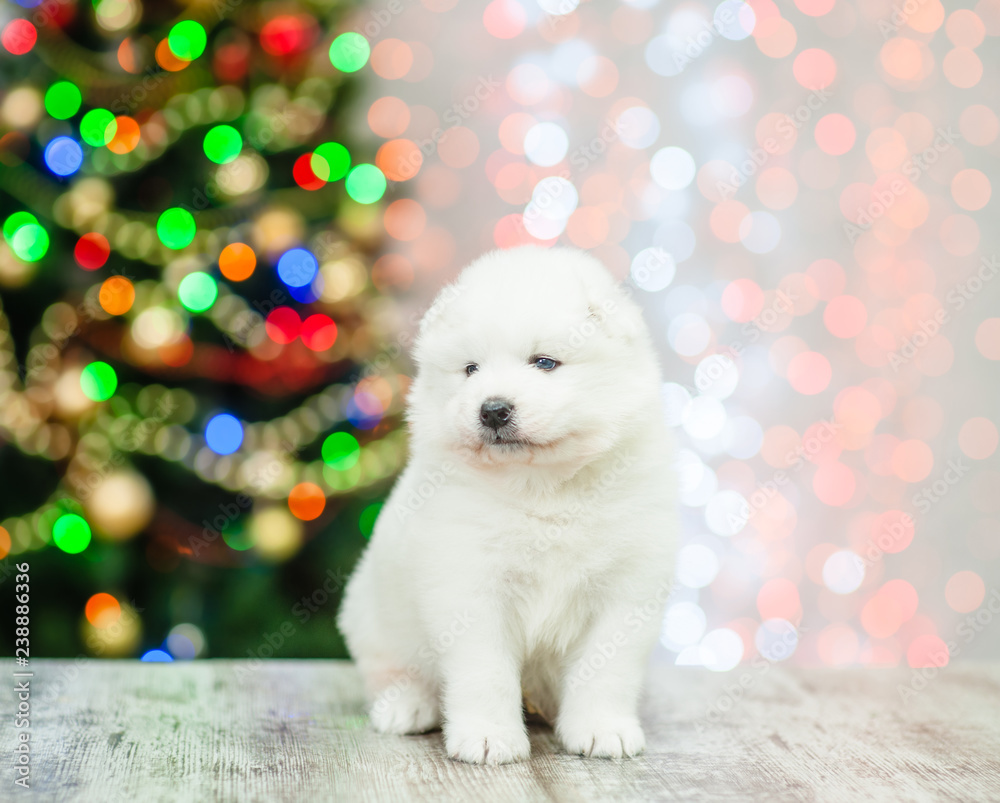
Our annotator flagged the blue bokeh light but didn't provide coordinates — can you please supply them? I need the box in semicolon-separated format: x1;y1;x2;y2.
140;649;174;662
346;392;382;430
44;136;84;177
288;271;325;303
276;248;318;288
204;413;244;455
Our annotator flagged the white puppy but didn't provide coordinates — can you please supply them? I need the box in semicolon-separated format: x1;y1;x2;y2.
338;246;676;764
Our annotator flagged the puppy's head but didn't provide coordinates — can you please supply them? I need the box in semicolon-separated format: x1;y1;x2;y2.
407;247;660;470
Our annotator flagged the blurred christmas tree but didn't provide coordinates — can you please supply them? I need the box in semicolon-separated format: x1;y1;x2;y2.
0;1;404;660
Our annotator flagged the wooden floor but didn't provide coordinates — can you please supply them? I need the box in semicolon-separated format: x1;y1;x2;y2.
3;659;1000;802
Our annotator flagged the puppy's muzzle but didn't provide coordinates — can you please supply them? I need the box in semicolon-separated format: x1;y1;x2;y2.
480;398;514;431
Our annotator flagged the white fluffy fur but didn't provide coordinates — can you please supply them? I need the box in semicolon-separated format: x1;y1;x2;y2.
338;246;677;764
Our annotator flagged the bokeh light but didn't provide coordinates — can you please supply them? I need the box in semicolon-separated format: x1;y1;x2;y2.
80;361;118;402
53;514;92;554
99;276;135;315
329;32;370;72
219;243;256;281
205;414;244;455
322;432;360;470
345;164;387;203
43;137;84;177
288;482;326;521
203;125;243;164
178;272;218;313
44;81;81;119
157;208;196;250
168;21;207;61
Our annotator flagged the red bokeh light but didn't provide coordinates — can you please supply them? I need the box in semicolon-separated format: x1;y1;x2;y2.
300;314;338;351
265;307;301;344
74;233;111;271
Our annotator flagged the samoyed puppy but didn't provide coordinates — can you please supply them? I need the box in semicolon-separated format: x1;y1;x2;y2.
338;246;676;764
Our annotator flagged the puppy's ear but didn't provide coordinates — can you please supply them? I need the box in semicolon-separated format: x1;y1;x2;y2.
583;285;642;342
417;280;461;337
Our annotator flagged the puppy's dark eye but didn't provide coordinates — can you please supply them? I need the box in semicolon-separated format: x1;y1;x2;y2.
465;363;479;376
532;356;559;371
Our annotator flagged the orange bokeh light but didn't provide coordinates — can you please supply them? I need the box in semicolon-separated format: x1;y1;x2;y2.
85;593;122;628
288;483;326;521
99;276;136;315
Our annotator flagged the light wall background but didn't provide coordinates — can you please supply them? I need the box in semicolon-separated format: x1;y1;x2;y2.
349;0;1000;668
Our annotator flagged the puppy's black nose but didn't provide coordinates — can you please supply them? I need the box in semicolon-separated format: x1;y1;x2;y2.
480;398;514;430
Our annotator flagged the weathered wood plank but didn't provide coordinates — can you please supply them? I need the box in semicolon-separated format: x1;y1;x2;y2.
3;660;1000;802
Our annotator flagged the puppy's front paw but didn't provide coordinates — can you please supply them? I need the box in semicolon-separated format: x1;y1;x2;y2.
370;684;441;735
445;719;530;765
557;715;646;759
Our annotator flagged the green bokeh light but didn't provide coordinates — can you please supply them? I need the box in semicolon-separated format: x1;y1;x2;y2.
80;109;117;146
203;125;242;164
157;208;196;250
359;502;382;539
4;211;38;243
329;33;370;72
52;514;92;554
11;224;49;262
178;272;218;313
345;164;386;204
168;20;207;61
311;142;351;182
222;523;253;551
80;361;118;402
44;81;82;120
322;432;360;470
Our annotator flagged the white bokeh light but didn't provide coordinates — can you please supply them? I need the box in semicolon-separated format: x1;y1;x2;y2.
725;415;764;459
755;619;799;662
700;628;745;671
661;382;692;426
538;0;579;16
676;449;718;507
650;146;696;190
524;122;569;166
711;74;754;118
668;312;711;356
714;0;756;40
705;489;749;536
631;247;676;292
522;176;577;239
739;210;782;254
645;35;684;77
683;395;727;440
822;550;866;594
531;175;578;217
677;544;720;588
549;39;594;84
616;106;661;149
661;601;707;650
695;353;739;399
